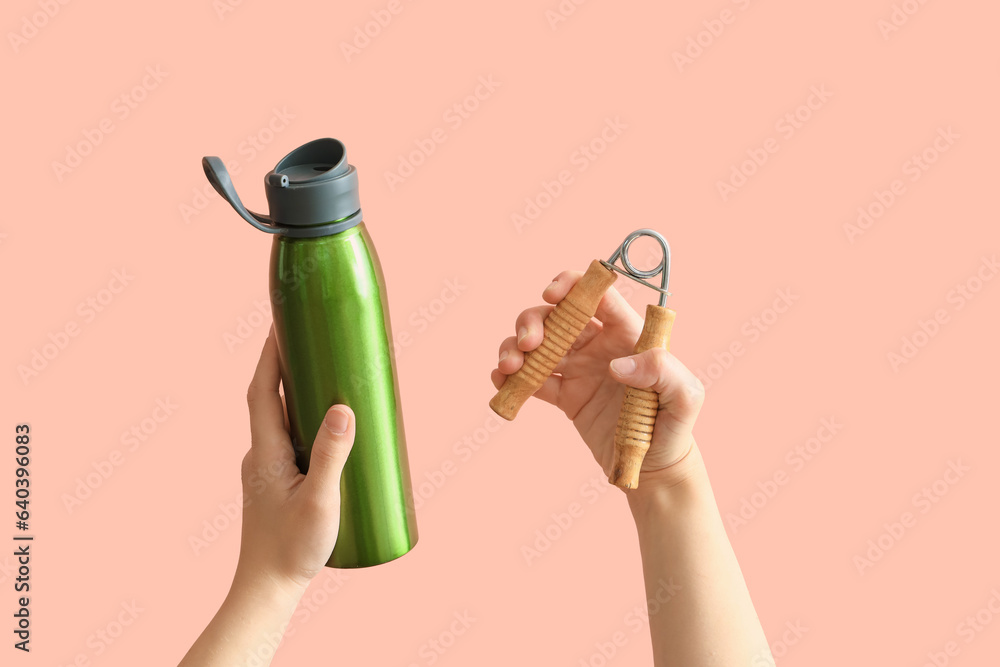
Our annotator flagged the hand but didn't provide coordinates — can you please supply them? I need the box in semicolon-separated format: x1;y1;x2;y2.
491;270;706;488
491;272;771;667
238;326;356;595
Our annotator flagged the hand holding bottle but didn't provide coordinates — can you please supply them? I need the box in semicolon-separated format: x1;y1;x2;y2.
179;328;356;667
237;327;357;592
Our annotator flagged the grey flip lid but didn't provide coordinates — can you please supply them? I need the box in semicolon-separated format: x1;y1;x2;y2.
202;137;364;238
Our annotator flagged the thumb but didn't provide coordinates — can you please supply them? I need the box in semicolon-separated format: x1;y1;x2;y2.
301;405;356;504
608;348;705;429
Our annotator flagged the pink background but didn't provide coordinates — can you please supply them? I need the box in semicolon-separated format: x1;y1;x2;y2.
3;0;999;664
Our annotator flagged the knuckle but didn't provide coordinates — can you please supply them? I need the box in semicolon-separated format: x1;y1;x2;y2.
240;450;254;478
683;378;706;408
246;383;261;408
522;307;545;329
300;491;328;514
602;291;624;317
310;441;341;469
557;269;583;282
689;375;706;400
672;378;706;415
645;347;670;371
499;336;518;354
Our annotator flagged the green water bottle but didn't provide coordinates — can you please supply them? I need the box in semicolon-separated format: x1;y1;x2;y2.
202;138;418;568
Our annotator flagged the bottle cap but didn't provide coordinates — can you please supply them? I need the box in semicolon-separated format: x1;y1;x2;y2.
202;138;363;238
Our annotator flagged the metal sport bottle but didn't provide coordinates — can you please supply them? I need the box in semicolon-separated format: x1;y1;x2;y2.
202;138;418;568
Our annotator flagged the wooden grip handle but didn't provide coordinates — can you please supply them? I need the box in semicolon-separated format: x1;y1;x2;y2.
609;304;676;489
490;260;617;420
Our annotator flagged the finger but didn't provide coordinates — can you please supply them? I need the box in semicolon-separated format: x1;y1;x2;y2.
541;270;582;304
531;373;562;406
608;348;706;431
544;270;643;336
497;332;572;375
594;285;643;333
300;404;356;506
505;306;582;375
570;318;603;351
247;329;291;459
505;306;595;376
491;368;562;405
514;305;553;352
491;368;507;390
497;336;523;375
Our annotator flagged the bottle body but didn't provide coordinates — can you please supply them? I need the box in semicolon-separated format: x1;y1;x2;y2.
269;223;418;568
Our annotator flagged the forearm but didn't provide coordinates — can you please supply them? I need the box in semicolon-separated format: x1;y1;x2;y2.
626;442;770;667
179;568;304;667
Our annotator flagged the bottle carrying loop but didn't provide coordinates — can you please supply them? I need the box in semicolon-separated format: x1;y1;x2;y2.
202;156;290;235
202;138;364;239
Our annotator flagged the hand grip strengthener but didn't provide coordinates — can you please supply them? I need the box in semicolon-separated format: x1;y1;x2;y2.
489;228;674;489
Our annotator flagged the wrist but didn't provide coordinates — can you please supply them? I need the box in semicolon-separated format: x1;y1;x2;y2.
624;440;709;519
230;562;308;613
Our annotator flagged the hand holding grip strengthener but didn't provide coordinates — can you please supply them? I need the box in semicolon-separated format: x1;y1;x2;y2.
489;229;674;489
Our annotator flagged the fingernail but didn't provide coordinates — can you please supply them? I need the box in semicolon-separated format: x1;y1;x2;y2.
517;326;529;343
610;356;637;376
499;350;509;363
324;407;349;435
543;280;558;292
